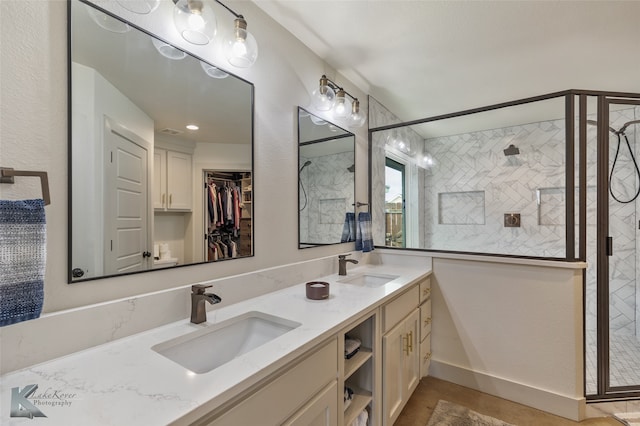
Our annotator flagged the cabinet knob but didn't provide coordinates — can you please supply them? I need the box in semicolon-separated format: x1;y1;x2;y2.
423;287;431;296
424;318;432;326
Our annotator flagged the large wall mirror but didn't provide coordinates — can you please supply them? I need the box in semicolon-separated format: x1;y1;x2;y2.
298;107;355;248
69;0;254;282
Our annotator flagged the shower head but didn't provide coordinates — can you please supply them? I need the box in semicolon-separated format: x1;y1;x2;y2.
503;144;520;156
299;160;312;173
347;164;355;173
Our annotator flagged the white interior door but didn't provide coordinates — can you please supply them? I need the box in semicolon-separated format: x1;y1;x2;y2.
103;117;151;275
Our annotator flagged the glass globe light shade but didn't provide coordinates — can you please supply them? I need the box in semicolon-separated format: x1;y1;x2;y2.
151;38;186;60
225;17;258;68
348;100;366;128
173;0;216;45
309;115;327;126
311;76;336;111
332;89;351;120
87;7;130;33
200;61;229;79
116;0;160;14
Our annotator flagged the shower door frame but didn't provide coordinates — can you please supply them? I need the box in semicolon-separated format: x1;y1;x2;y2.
591;95;640;400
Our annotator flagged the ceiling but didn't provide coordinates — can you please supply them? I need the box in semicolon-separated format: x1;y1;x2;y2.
255;1;640;127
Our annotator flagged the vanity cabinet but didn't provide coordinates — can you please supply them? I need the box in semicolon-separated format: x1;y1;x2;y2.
382;285;421;426
154;148;192;211
199;338;338;426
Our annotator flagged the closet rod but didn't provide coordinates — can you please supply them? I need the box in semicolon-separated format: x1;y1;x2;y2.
0;167;51;205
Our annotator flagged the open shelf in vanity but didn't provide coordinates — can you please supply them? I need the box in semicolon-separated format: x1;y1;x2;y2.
342;312;376;426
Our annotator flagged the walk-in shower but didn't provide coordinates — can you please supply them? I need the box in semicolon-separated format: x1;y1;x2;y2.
368;89;640;401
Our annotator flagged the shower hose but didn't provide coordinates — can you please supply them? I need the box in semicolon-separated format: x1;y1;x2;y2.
609;130;640;203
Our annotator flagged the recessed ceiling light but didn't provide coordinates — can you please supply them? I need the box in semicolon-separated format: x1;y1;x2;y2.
186;124;199;130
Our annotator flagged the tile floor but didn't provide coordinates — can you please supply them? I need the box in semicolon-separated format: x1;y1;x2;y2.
586;330;640;394
396;376;621;426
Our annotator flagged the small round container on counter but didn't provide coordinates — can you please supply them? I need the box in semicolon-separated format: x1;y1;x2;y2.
306;281;330;300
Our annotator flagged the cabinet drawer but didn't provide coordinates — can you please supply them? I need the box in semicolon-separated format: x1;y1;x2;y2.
206;338;338;425
420;335;431;378
382;285;419;334
419;277;431;304
420;299;432;341
282;381;338;426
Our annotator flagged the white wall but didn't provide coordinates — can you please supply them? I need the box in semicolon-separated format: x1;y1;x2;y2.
0;0;368;313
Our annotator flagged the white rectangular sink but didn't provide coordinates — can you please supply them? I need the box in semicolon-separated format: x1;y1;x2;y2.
338;273;399;288
152;311;301;374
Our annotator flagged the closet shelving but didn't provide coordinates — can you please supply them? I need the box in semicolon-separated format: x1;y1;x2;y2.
342;313;375;426
204;171;252;260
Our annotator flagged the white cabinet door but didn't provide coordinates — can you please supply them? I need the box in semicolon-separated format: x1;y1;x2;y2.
166;150;192;210
382;308;420;426
283;381;338;426
404;309;420;395
153;149;166;209
153;149;192;211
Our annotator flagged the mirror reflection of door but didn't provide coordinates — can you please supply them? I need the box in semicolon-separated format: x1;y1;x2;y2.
103;118;151;275
385;158;405;248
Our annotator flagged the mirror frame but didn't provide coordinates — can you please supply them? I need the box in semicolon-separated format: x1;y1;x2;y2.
297;107;356;249
67;0;255;283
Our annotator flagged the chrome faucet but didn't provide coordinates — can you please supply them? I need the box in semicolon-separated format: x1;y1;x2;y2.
338;254;358;276
191;284;222;324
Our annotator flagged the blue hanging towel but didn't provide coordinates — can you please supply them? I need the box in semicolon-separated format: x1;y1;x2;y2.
355;212;374;253
0;199;46;327
341;212;356;243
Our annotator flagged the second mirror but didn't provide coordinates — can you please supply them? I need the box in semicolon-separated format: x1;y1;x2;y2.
298;107;355;248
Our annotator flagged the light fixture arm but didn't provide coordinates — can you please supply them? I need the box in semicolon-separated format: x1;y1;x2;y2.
213;0;242;18
321;75;359;104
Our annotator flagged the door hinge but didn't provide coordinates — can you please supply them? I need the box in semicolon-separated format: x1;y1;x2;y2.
110;240;113;251
606;236;613;256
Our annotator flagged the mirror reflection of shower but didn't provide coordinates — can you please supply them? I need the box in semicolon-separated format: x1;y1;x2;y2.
587;119;640;203
299;160;312;211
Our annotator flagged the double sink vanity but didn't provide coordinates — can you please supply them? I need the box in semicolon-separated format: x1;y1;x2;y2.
1;256;432;425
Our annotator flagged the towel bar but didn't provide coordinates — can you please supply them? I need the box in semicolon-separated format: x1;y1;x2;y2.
0;167;51;205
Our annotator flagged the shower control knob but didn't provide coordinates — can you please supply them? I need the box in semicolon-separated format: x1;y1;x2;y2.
72;268;84;278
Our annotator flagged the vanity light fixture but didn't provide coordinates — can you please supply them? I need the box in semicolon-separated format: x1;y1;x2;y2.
173;0;217;45
224;16;259;68
311;75;366;128
186;124;199;130
172;0;258;68
311;75;336;112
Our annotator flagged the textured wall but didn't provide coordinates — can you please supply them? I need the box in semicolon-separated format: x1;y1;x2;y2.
0;1;368;312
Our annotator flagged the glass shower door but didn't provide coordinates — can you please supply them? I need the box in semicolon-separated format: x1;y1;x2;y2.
598;97;640;397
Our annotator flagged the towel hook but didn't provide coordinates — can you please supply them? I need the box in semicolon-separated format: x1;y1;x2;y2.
0;167;51;205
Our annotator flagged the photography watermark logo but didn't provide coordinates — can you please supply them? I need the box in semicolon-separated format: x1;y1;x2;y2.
10;384;77;419
10;384;47;419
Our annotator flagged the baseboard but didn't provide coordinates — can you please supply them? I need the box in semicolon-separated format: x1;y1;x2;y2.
429;359;585;421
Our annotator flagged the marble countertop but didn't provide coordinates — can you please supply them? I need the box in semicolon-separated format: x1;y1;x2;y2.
1;263;431;425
